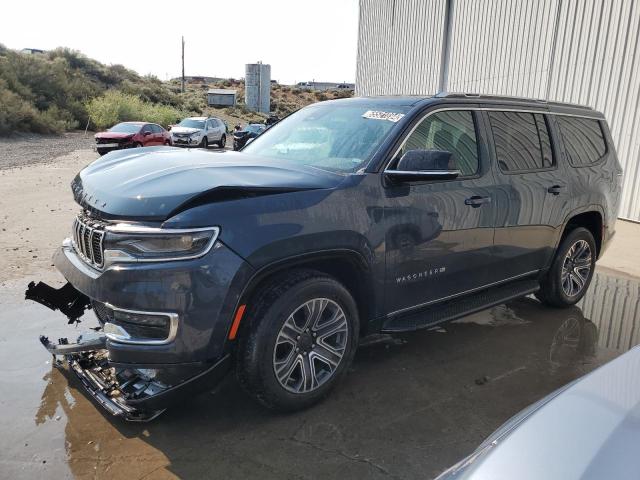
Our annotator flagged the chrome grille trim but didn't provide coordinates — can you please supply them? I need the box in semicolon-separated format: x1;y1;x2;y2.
72;215;106;269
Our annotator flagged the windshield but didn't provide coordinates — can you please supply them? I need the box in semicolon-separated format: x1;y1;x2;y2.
108;123;141;134
178;119;205;129
242;103;409;172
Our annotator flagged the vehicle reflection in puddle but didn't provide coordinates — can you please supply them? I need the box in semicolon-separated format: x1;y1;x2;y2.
1;269;639;479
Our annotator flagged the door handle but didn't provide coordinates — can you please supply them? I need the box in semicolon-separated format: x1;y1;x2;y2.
547;185;565;195
464;196;491;208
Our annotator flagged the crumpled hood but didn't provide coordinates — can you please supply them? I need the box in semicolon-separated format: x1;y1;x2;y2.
170;126;201;135
72;147;342;220
95;132;135;140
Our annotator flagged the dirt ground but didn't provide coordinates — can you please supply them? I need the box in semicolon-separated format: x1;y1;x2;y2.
0;139;639;479
0;148;97;286
0;132;95;170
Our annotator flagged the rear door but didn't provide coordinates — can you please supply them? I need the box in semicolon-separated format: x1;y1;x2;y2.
485;110;566;280
215;119;225;140
384;108;498;315
151;124;164;145
205;120;214;142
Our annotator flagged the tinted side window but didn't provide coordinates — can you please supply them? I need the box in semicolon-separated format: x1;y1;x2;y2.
401;110;479;176
142;124;152;133
535;115;553;168
489;111;555;172
557;117;606;166
152;124;162;133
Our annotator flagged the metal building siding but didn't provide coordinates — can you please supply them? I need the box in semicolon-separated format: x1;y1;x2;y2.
356;0;445;96
578;272;640;352
356;0;640;221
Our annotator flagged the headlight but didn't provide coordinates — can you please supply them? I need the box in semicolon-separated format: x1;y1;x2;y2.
190;132;200;139
103;225;219;265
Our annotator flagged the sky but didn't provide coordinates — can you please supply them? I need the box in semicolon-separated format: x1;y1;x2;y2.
1;0;360;85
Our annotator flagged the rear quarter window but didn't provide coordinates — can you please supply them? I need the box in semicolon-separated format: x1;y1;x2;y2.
556;117;607;167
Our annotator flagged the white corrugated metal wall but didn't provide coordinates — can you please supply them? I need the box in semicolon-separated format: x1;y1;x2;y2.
356;0;640;221
578;271;640;352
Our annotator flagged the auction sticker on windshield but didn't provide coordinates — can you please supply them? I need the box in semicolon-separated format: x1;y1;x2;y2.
362;110;405;122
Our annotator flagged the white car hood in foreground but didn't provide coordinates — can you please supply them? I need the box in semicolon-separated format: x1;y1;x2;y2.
437;345;640;480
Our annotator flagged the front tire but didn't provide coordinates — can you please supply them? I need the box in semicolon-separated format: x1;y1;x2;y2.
236;270;359;411
200;136;208;149
218;134;226;148
537;227;596;308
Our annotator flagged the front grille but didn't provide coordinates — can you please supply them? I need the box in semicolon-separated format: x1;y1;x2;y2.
72;214;106;268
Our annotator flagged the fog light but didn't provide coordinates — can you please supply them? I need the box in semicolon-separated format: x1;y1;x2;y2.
103;307;178;345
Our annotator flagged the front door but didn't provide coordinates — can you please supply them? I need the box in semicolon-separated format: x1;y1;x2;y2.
384;109;497;315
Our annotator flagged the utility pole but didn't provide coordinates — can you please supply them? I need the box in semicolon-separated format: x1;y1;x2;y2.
437;0;455;93
181;36;185;93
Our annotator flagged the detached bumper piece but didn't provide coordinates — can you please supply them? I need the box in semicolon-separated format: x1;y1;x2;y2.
60;348;231;422
25;281;91;323
67;350;169;422
29;280;232;421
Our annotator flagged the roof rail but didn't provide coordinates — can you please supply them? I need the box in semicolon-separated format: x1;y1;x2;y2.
434;91;548;103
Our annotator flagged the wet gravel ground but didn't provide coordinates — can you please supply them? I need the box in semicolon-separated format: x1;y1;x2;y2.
0;269;638;479
0;132;95;169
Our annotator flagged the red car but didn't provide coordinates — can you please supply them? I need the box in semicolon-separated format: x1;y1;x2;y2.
94;122;172;155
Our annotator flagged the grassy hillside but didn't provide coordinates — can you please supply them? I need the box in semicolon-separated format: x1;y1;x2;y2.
0;45;353;135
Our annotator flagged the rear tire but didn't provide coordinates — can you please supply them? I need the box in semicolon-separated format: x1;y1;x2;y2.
537;227;596;308
236;270;359;411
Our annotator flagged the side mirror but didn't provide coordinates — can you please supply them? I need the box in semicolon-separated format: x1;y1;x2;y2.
386;149;460;183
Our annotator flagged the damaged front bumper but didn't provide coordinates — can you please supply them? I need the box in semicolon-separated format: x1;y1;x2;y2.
27;281;231;421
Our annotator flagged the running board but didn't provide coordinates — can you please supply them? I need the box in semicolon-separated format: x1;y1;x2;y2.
382;279;540;332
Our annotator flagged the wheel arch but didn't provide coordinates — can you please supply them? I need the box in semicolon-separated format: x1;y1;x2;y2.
234;249;377;340
558;207;604;258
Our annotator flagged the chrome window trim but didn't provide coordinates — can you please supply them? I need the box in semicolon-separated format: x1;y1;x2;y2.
385;106;604;173
386;269;540;317
102;303;179;346
384;170;462;177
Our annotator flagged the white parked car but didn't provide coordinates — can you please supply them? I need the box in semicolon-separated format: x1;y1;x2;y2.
170;116;227;149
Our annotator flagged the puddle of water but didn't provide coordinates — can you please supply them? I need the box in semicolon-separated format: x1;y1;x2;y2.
0;269;638;479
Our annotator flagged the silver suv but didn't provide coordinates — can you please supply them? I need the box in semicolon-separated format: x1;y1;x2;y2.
171;116;227;149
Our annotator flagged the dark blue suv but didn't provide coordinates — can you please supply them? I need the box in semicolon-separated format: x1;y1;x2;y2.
29;93;622;420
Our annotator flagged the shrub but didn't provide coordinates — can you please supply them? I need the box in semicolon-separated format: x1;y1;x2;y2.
85;90;184;129
0;80;75;134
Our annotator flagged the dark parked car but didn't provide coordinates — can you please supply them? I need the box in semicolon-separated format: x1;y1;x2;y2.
29;94;622;421
94;122;171;155
233;123;266;150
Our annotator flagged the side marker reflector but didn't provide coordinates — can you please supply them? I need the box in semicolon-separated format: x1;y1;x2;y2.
228;304;246;340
